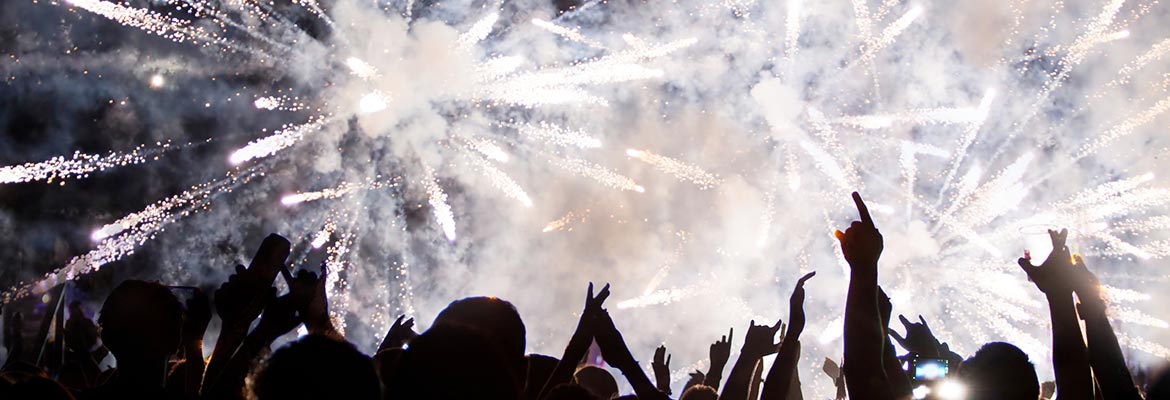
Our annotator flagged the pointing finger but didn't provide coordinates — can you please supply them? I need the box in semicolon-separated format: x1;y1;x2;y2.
852;192;874;227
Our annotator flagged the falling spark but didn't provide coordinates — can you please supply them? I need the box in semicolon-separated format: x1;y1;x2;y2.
1;144;172;184
310;223;335;249
229;117;328;165
517;122;603;149
468;156;533;208
857;6;923;64
554;157;644;193
423;167;457;241
626;148;721;189
542;209;590;233
531;18;606;49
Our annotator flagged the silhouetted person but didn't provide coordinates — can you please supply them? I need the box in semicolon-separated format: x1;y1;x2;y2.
251;334;380;400
958;342;1040;400
679;384;718;400
433;296;528;390
80;280;183;400
837;192;893;400
390;324;521;400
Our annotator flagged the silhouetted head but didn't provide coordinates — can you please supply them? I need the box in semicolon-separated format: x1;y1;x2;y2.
253;334;380;400
548;382;601;400
526;354;559;397
97;280;182;363
679;384;718;400
959;342;1040;400
391;324;521;400
434;297;526;366
574;366;618;400
0;370;76;400
1149;367;1170;400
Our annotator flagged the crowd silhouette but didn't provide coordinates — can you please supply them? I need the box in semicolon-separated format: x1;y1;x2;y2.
1;192;1168;400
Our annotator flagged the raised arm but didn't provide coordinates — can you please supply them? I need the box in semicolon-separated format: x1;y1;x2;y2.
204;234;290;394
761;271;816;400
181;288;212;399
721;319;783;400
837;192;893;400
652;345;673;397
538;283;610;400
594;307;669;400
1071;255;1141;400
877;288;911;399
202;293;302;400
705;328;733;389
1018;229;1093;400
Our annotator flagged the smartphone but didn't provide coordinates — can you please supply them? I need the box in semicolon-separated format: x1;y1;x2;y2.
911;356;948;381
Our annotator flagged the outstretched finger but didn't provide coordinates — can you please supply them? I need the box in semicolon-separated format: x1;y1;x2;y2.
1017;257;1036;272
596;283;611;305
889;329;907;347
899;315;913;330
918;315;931;331
587;282;594;302
852;192;874;227
666;354;671;367
772;317;784;332
796;271;816;287
727;327;734;344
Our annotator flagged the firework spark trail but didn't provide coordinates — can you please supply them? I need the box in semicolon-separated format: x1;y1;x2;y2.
626;149;721;189
0;143;174;184
2;168;260;303
856;6;923;65
936;90;998;201
281;182;364;206
553;157;644;193
310;221;336;249
324;230;355;334
176;0;293;53
943;153;1033;229
457;13;500;51
616;284;704;309
423;167;457;241
990;0;1131;163
1111;38;1170;86
229;117;329;165
531;18;606;49
1118;334;1170;359
474;38;695;106
804;109;860;188
1073;97;1170;161
253;95;308;111
460;136;511;163
63;0;215;44
851;0;873;39
467;155;533;208
783;0;802;64
516;122;603;149
542;209;589;233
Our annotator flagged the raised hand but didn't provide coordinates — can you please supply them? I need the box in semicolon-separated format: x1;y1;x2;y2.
787;272;816;338
741;319;784;358
835;192;883;269
286;262;335;336
379;314;417;352
253;293;302;340
1018;228;1076;295
585;282;611;319
183;288;212;344
888;315;942;357
652;345;672;396
214;234;290;328
710;328;733;368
